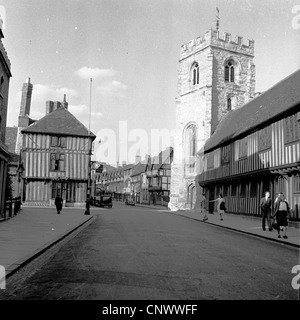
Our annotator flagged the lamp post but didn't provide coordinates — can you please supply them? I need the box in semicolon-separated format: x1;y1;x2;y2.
85;160;102;215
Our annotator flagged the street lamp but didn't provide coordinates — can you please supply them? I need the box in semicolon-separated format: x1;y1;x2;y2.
85;160;102;215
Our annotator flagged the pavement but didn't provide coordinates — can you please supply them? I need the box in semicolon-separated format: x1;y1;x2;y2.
0;206;96;277
134;203;300;248
0;202;299;282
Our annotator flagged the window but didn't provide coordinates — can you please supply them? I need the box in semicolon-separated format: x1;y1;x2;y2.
192;63;199;85
294;175;300;193
284;114;300;144
50;153;65;171
225;60;235;82
227;98;232;111
185;124;197;173
250;181;257;197
221;145;230;165
239;137;247;159
51;136;66;148
240;183;246;197
231;183;237;196
223;185;228;197
51;182;66;199
207;152;214;169
258;126;272;151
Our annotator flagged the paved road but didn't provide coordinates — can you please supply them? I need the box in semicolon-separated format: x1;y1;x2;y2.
1;203;299;300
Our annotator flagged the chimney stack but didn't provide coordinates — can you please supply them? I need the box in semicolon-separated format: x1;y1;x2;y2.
19;77;33;118
46;95;68;115
135;155;142;164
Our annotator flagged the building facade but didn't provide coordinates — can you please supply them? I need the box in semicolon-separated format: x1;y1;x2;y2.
198;70;300;220
0;26;12;218
145;147;173;206
20;98;96;207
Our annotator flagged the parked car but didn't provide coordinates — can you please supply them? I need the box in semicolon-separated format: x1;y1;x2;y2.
125;197;135;206
98;194;113;208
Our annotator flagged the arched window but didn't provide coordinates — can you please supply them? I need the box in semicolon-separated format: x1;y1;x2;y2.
225;60;234;82
227;97;232;110
192;63;199;85
185;124;197;174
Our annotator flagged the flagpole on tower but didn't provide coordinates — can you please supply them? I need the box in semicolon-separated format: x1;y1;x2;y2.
216;7;220;31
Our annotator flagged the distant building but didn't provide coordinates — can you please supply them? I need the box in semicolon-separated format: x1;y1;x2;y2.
93;149;173;206
131;161;147;203
144;147;173;206
0;26;12;218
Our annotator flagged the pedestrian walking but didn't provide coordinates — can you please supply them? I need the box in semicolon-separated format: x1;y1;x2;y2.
55;193;63;214
210;193;226;221
200;194;208;222
260;191;273;231
273;192;289;239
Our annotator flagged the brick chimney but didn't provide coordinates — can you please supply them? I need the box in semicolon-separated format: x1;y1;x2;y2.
19;78;33;118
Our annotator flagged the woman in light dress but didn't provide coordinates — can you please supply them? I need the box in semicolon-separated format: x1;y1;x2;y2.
210;193;226;221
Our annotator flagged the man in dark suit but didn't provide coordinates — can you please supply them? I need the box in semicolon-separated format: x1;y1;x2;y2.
260;191;273;231
55;193;63;214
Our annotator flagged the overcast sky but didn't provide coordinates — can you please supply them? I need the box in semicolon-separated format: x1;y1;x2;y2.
1;0;300;165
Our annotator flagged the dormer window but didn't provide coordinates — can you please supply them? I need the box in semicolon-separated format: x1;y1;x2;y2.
192;63;199;85
225;60;235;82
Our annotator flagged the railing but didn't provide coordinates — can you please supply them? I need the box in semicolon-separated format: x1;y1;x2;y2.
5;197;22;219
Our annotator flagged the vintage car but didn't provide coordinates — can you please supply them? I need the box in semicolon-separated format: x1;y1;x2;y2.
125;197;135;206
98;194;113;208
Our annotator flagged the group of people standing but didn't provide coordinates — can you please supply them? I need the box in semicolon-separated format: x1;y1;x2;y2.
199;191;290;239
260;191;290;239
200;193;226;222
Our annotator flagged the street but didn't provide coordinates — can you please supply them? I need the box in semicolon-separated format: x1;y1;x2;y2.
1;203;299;300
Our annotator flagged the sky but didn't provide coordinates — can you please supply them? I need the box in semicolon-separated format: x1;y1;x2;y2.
1;0;300;165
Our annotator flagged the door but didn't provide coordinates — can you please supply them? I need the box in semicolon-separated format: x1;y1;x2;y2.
209;186;215;213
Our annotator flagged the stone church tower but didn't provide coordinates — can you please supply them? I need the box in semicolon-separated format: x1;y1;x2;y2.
169;28;256;211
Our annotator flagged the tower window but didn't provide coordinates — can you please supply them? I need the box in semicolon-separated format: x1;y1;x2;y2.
227;98;232;110
225;61;235;82
192;63;199;85
185;124;197;174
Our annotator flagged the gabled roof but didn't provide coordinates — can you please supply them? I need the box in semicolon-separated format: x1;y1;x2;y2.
204;69;300;152
131;162;147;177
21;107;96;138
123;163;135;171
146;147;173;170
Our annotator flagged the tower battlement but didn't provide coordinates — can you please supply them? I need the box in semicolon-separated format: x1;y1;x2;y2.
180;29;254;59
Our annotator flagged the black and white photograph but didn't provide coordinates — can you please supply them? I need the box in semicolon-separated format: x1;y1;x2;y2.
0;0;299;306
